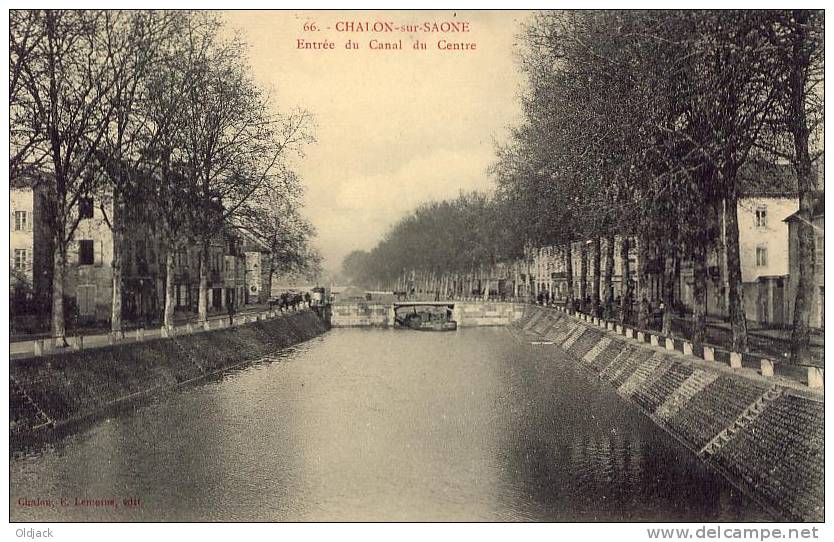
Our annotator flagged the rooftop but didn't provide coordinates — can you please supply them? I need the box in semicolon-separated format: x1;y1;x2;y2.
737;160;799;198
784;194;825;223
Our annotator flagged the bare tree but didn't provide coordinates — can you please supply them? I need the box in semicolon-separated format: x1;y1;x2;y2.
134;13;223;330
15;10;121;341
170;17;313;322
95;10;179;334
9;10;47;180
235;173;319;297
758;11;825;365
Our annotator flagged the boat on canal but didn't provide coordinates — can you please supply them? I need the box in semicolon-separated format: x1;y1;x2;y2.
395;307;457;331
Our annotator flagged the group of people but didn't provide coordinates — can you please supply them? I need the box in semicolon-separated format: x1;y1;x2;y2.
268;291;311;310
533;289;670;327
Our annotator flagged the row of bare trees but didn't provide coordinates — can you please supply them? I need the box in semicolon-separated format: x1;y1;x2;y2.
340;10;822;364
340;191;519;293
492;10;823;364
10;10;318;339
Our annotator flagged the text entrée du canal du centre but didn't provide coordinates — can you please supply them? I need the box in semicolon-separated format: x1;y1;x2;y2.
296;20;478;52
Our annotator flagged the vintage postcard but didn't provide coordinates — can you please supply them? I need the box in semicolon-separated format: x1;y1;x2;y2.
7;7;825;536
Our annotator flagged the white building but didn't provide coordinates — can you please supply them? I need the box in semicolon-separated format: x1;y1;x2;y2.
10;186;35;287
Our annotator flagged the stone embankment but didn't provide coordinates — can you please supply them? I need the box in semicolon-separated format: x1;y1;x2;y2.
10;310;329;442
513;306;823;522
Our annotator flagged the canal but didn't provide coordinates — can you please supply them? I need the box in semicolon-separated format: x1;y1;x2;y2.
10;327;766;521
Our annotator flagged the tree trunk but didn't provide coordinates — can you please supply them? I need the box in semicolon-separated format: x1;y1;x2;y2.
636;235;650;329
674;251;681;306
564;244;574;311
50;240;67;342
198;240;209;322
163;248;175;329
592;237;601;316
620;236;632;325
691;243;708;347
579;243;588;309
788;10;816;366
791;205;815;365
604;235;615;318
724;193;748;352
662;242;677;336
110;189;123;333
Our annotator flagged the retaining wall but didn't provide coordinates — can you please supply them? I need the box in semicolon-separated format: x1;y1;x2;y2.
453;302;525;327
330;302;391;327
10;310;329;441
513;305;824;522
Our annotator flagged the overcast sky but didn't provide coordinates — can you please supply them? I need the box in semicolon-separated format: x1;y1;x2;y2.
223;10;530;274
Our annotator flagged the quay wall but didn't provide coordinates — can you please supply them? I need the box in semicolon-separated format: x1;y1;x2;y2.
10;310;329;442
453;301;525;327
331;302;391;327
330;301;525;328
513;305;823;522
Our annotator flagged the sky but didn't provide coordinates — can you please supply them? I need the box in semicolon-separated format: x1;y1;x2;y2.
222;10;530;274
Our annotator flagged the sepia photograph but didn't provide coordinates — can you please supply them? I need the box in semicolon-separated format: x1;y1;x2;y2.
5;5;826;534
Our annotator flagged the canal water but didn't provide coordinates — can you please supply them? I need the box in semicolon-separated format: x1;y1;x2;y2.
10;327;766;521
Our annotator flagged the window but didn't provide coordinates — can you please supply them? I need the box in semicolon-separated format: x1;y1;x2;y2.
756;245;768;267
14;249;28;269
79;240;95;265
755;206;768;228
79;197;94;219
14;211;28;231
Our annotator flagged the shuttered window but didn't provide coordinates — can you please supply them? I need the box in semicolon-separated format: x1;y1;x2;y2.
14;249;28;269
14;211;28;231
79;240;94;265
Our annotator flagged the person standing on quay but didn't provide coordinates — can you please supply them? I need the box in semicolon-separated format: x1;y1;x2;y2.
228;300;236;326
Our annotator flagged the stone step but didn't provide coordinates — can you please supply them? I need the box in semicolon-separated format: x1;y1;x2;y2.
698;384;784;457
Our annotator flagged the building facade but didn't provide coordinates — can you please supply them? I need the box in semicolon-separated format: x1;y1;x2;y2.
65;192;115;321
242;234;272;304
676;162;801;326
10;176;252;329
10;177;53;328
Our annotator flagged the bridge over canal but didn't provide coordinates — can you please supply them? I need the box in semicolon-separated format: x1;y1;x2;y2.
330;299;525;328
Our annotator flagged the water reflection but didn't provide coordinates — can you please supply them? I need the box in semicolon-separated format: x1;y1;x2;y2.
10;328;765;521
